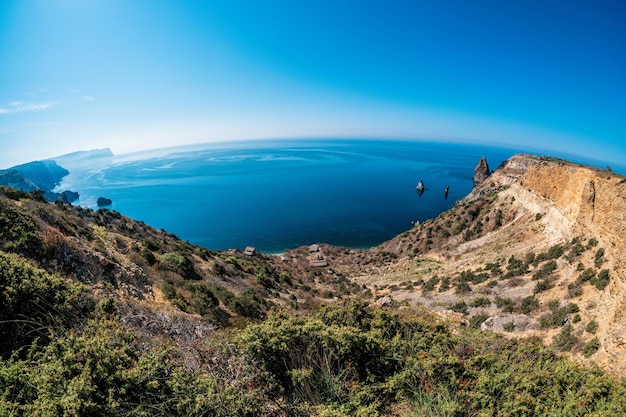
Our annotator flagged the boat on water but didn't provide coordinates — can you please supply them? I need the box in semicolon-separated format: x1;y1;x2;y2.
416;180;425;191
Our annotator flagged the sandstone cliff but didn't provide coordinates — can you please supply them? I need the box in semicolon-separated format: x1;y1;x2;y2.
359;154;626;375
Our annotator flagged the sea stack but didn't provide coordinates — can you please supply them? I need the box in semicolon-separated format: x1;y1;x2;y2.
473;157;490;186
97;197;112;207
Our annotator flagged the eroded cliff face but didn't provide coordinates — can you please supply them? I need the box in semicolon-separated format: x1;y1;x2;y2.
361;154;626;376
499;156;626;373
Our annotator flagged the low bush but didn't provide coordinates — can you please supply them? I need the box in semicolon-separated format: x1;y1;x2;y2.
594;248;605;268
540;303;579;329
532;260;557;280
494;296;516;313
520;295;539;314
450;300;469;315
586;320;599;334
422;276;440;292
591;269;610;290
552;324;576;351
583;337;601;357
0;251;90;355
534;279;553;294
470;296;491;308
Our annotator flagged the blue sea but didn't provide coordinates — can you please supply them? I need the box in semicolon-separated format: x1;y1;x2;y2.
55;139;518;253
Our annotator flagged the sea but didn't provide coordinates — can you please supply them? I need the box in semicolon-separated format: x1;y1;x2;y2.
54;139;523;253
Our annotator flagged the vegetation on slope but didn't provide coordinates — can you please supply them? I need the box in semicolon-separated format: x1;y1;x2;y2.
1;285;625;415
2;161;626;417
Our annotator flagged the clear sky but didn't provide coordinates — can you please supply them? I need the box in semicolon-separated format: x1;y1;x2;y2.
1;0;624;169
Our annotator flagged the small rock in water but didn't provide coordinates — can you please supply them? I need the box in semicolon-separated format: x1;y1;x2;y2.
97;197;112;207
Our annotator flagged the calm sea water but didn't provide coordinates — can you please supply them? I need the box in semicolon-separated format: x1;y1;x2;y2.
56;139;517;252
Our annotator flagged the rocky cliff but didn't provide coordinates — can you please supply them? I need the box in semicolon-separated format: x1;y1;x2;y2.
359;154;626;375
0;159;73;201
473;156;491;185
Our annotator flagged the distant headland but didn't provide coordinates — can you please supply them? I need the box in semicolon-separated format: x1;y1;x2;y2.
0;148;114;202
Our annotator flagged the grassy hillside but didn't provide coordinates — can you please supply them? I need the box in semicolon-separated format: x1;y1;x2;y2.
1;153;626;416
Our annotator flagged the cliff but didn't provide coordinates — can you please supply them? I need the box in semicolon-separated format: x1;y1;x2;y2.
473;156;491;185
0;159;74;201
363;154;626;375
1;160;69;190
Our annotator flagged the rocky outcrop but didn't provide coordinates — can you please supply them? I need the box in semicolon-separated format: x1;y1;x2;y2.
473;157;491;186
59;190;80;204
97;197;112;207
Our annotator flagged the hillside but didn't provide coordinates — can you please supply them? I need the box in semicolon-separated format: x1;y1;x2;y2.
1;154;626;415
353;154;626;375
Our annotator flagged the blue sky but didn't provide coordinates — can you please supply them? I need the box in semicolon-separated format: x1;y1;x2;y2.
1;0;624;168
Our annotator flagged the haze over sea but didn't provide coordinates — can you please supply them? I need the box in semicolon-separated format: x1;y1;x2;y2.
56;139;520;253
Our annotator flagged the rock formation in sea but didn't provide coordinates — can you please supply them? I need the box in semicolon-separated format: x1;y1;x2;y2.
97;197;112;207
59;190;80;204
473;157;490;185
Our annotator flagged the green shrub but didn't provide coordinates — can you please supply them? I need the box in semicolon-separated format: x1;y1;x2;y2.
455;281;471;294
0;320;277;416
591;269;610;290
160;252;196;278
552;324;576;351
586;320;599;334
567;241;586;260
503;321;515;332
494;296;516;313
438;276;451;292
520;295;539;314
547;244;565;259
532;260;557;280
161;281;177;299
279;271;293;286
231;289;267;320
578;267;596;282
583;337;601;357
540;303;579;329
534;279;553;294
141;248;157;265
0;251;89;355
594;248;605;268
470;297;491;308
189;284;219;317
567;281;583;298
423;276;440;292
143;238;162;251
0;201;42;256
450;300;469;315
0;186;30;200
